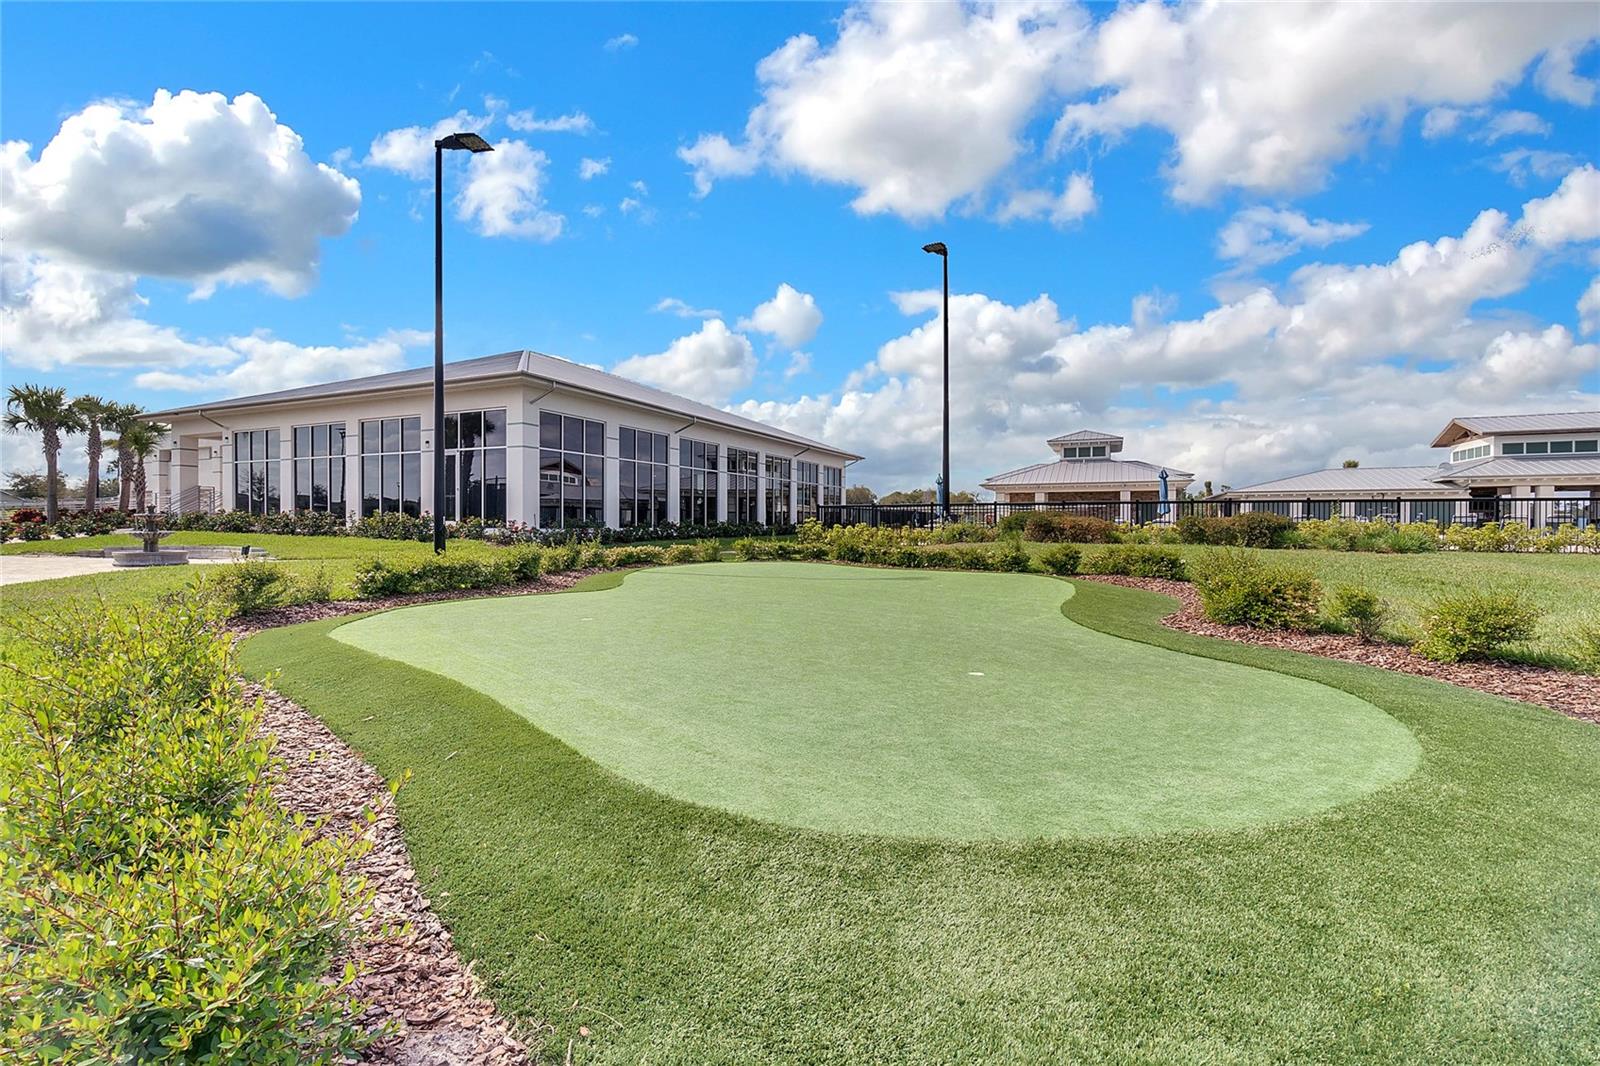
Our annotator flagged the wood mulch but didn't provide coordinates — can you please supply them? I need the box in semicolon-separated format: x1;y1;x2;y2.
1075;575;1600;726
234;573;610;1064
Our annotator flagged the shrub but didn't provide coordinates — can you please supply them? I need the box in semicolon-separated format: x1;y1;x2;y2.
1191;549;1321;629
733;536;777;561
665;543;700;564
540;542;581;573
1230;511;1296;548
986;537;1034;573
997;512;1032;536
350;511;432;541
1413;589;1542;663
925;521;997;543
576;541;610;570
0;595;373;1062
915;546;964;569
794;517;827;544
1327;584;1386;642
1024;512;1116;543
204;559;290;616
1114;522;1181;545
504;544;545;582
288;564;334;606
1569;614;1600;674
351;557;511;598
1174;514;1214;544
607;544;669;568
773;541;829;561
1083;544;1187;580
1038;544;1082;575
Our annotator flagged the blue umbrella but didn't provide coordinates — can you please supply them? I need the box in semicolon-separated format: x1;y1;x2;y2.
1158;468;1170;517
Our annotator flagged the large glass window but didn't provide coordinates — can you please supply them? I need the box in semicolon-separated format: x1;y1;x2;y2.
540;411;604;527
441;408;507;523
822;465;843;507
231;429;281;514
619;427;669;528
727;447;759;526
795;460;819;522
292;423;347;515
359;416;421;518
679;438;719;525
764;456;792;526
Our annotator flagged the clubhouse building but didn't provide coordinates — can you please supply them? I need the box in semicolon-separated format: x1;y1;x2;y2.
1219;411;1600;524
144;350;859;530
980;430;1194;520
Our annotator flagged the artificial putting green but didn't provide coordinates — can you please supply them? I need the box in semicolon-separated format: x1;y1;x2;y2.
241;573;1600;1064
330;563;1417;839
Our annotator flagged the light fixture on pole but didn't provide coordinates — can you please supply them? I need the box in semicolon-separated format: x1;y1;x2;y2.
432;131;494;554
921;241;950;521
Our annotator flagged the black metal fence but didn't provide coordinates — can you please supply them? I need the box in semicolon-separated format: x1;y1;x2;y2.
816;496;1600;531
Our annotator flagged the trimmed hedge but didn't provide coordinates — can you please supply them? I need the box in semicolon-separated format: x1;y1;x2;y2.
0;596;373;1061
1023;513;1117;544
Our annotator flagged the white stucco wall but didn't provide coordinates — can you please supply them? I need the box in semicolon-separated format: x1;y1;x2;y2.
152;377;852;528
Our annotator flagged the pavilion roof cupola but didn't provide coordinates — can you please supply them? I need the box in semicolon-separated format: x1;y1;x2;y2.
1047;430;1124;461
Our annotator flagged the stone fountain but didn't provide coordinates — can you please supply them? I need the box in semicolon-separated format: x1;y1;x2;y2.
109;511;191;567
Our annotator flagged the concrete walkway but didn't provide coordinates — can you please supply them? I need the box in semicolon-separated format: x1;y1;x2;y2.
0;555;121;586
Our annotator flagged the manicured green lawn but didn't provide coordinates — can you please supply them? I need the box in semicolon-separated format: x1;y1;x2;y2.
333;565;1416;838
1070;543;1599;667
241;566;1600;1064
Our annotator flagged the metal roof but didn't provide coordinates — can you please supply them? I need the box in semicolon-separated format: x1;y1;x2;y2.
1220;467;1449;496
1433;455;1600;481
1430;411;1600;447
981;457;1194;488
146;349;862;459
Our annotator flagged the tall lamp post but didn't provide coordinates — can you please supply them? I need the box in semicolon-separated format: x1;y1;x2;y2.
921;241;950;520
432;132;494;553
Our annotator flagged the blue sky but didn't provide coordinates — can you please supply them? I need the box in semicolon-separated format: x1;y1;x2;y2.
4;2;1598;491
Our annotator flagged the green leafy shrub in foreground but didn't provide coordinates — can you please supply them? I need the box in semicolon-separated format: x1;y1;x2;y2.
1327;585;1387;643
1083;545;1187;580
1038;544;1082;575
1413;589;1542;663
0;596;372;1063
1191;549;1321;630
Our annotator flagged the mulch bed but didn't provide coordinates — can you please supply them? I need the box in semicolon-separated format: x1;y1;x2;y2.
256;683;532;1065
233;573;613;1064
1076;575;1600;725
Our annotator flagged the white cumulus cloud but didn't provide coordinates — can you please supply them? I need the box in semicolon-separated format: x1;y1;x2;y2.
739;283;823;347
456;139;564;240
1216;207;1369;268
1;89;360;298
997;172;1098;226
613;319;757;404
1054;1;1597;202
681;2;1088;218
578;156;610;180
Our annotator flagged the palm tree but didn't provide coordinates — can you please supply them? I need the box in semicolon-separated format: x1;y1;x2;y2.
103;402;146;511
117;420;165;512
4;385;86;522
72;395;114;512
